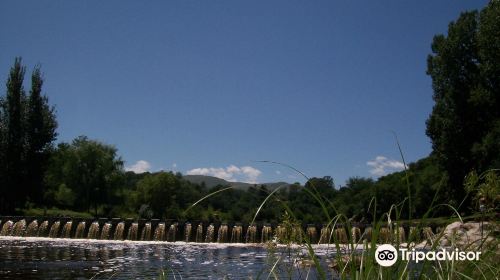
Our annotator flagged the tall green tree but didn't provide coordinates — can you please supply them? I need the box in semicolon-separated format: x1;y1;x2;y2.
26;66;58;205
426;1;500;204
0;58;57;213
132;172;181;219
0;58;26;212
45;136;123;216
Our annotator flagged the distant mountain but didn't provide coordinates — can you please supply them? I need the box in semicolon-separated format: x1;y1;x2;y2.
182;175;292;190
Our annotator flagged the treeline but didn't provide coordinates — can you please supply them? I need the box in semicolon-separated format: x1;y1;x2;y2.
30;146;464;224
24;132;449;224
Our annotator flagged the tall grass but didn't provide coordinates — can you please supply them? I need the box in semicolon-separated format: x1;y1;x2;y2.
180;144;499;279
247;161;499;279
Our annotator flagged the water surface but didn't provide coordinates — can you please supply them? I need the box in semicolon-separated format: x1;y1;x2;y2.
0;237;338;279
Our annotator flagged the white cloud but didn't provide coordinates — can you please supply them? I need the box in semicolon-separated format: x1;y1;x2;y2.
240;166;262;184
126;160;152;173
367;156;406;176
226;165;241;174
186;165;262;184
172;163;177;168
275;170;281;175
186;167;234;181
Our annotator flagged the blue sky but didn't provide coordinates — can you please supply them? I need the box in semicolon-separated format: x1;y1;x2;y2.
0;1;488;185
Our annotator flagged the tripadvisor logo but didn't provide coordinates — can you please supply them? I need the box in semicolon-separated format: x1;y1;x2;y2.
375;244;482;267
375;244;398;267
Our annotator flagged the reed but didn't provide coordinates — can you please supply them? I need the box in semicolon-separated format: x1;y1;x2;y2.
179;158;499;279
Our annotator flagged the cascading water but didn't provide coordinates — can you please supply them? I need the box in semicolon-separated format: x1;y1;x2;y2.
306;225;317;243
61;221;73;238
261;225;272;243
195;223;203;242
319;226;331;244
128;222;139;240
334;228;347;243
245;225;257;243
75;221;86;239
154;223;165;241
26;220;39;237
205;224;214;243
351;227;361;243
231;225;242;243
184;223;192;242
87;222;100;239
0;216;420;244
394;226;405;243
38;221;49;237
217;224;228;243
1;220;14;236
167;223;177;242
13;220;26;236
291;226;302;242
275;225;286;242
48;221;61;238
363;227;372;241
114;222;125;240
139;222;150;241
409;226;418;241
100;223;112;240
379;227;391;243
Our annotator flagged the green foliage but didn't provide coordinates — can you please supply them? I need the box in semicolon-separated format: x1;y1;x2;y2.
426;1;500;203
465;169;500;212
53;184;76;207
1;58;26;213
132;172;180;218
333;177;375;220
25;66;57;204
0;58;57;213
44;136;124;216
129;171;207;219
21;207;93;219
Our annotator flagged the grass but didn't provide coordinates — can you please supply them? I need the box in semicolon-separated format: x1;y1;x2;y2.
245;163;499;279
179;144;499;279
21;207;94;218
253;151;498;279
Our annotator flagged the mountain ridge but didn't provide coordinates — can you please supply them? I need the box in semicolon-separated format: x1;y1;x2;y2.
183;174;291;190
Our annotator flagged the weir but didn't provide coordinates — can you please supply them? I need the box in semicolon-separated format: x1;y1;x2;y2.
0;216;438;244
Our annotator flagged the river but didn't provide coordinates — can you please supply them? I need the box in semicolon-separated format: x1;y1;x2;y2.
0;237;341;279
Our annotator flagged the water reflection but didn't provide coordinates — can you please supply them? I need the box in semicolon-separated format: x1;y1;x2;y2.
0;238;294;279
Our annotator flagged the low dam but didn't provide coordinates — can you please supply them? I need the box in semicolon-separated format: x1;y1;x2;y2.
0;216;439;244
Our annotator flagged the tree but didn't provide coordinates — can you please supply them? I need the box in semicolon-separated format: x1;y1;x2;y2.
0;58;26;213
426;2;500;204
0;58;57;213
45;136;123;216
25;66;58;205
132;172;181;218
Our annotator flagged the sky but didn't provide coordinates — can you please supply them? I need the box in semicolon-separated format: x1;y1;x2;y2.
0;1;488;185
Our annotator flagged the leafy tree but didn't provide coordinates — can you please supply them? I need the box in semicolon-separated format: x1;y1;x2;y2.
334;177;375;220
25;66;58;205
0;58;57;213
426;2;500;204
132;172;181;219
305;176;336;199
0;58;26;213
45;136;123;215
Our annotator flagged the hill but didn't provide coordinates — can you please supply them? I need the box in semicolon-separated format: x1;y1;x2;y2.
182;175;291;190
